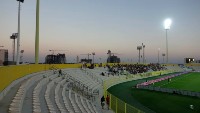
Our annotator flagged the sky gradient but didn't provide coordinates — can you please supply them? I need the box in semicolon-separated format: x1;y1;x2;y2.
0;0;200;63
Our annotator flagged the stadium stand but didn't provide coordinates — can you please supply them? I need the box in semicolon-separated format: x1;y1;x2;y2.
1;63;192;113
0;65;105;113
185;64;200;71
165;64;185;72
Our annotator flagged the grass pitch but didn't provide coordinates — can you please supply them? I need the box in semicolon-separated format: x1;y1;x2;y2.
153;72;200;92
108;72;200;113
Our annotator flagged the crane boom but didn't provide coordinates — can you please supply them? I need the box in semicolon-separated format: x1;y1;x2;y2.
80;53;91;60
49;50;67;55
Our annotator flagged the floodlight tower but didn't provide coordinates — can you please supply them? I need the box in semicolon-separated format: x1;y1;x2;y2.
107;50;111;63
10;33;18;62
142;43;145;64
137;46;142;63
99;58;102;63
20;50;24;64
92;52;95;64
76;56;79;63
35;0;40;64
16;0;24;65
158;48;160;63
164;18;172;64
162;53;165;64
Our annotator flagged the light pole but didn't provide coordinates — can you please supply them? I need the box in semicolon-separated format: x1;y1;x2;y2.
76;56;79;63
10;33;18;62
158;48;160;63
162;53;165;64
20;50;24;64
99;58;101;63
107;50;111;63
86;53;91;63
35;0;40;64
137;46;142;63
16;0;24;65
142;43;145;64
164;18;172;64
92;52;95;64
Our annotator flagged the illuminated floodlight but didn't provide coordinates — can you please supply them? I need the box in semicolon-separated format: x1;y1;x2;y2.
164;18;172;64
164;19;172;29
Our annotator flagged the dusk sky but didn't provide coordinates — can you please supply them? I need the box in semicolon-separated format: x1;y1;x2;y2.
0;0;200;63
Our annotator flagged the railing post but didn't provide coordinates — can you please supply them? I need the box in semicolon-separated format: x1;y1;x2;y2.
116;98;118;113
110;93;111;109
125;103;127;113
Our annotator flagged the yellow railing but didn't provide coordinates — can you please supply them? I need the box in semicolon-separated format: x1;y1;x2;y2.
106;91;145;113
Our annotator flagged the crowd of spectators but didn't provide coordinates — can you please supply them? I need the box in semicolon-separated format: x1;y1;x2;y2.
107;63;166;75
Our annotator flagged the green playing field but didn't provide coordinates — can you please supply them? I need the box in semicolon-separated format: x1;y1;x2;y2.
153;72;200;92
108;72;200;113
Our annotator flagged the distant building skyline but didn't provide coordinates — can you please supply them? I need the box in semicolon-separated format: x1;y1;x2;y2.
1;0;200;64
0;49;8;65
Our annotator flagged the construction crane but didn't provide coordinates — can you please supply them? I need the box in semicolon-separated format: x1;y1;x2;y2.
49;50;68;55
107;50;121;63
107;50;121;57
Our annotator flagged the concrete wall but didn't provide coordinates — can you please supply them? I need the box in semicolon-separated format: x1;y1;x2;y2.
0;64;83;92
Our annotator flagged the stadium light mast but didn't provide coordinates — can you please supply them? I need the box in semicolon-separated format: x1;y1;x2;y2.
142;43;145;64
20;50;24;63
92;52;95;64
16;0;24;65
99;58;101;63
35;0;40;64
164;18;172;64
162;53;165;64
10;33;18;62
137;46;142;64
158;48;160;64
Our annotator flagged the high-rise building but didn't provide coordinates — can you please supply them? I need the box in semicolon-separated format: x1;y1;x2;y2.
80;58;92;64
0;49;8;66
107;55;120;63
45;53;66;64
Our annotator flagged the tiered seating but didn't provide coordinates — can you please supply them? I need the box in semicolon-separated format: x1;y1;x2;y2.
33;72;58;113
62;84;75;112
45;77;63;113
9;84;25;113
61;82;99;113
190;66;200;71
65;69;101;98
85;67;114;81
9;71;47;113
82;69;104;85
69;90;82;113
166;66;184;72
55;78;68;113
3;68;108;113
